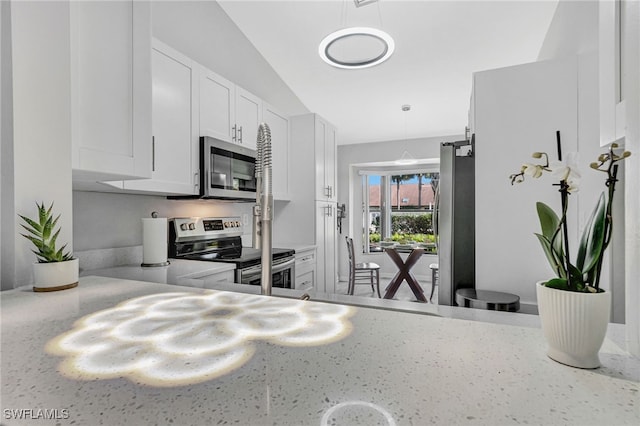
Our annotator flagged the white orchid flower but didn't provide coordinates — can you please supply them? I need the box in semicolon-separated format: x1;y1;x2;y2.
522;163;544;178
550;152;581;193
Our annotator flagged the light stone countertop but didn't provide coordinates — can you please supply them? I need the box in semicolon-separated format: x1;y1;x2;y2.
1;276;638;426
81;259;236;286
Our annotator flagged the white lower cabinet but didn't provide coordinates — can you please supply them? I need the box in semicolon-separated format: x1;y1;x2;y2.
176;269;235;288
294;248;316;291
315;202;337;294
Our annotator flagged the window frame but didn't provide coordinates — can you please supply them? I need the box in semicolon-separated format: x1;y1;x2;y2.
360;165;440;254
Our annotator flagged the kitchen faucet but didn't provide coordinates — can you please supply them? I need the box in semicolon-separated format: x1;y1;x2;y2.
252;123;273;296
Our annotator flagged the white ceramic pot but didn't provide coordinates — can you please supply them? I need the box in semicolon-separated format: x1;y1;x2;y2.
536;281;610;369
32;258;79;292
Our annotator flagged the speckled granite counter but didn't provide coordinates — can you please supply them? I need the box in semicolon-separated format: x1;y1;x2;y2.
81;259;236;287
1;277;638;426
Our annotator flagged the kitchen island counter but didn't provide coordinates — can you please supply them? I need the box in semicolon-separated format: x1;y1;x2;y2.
82;259;236;287
1;276;638;426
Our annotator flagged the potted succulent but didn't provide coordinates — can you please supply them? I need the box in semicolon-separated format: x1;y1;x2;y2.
19;201;79;292
509;135;631;368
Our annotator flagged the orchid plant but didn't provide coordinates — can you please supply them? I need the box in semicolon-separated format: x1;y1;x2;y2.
509;134;630;293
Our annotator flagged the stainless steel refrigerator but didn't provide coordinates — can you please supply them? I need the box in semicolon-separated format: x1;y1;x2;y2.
435;137;475;306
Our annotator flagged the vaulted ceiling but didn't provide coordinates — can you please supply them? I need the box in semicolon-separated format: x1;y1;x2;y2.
219;0;558;145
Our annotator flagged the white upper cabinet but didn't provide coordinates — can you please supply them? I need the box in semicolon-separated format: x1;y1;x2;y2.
235;88;262;150
314;116;337;202
199;67;235;143
70;0;152;181
262;103;290;200
123;39;199;195
599;0;626;146
199;66;262;150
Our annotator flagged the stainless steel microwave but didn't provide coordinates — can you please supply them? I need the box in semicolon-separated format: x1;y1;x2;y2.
200;137;257;200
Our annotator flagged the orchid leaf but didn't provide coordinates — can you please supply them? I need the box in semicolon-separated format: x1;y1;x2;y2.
567;262;585;292
545;278;569;290
576;192;606;273
536;202;563;257
535;233;565;278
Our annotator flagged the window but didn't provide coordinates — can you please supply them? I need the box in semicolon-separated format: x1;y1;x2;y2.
362;170;439;253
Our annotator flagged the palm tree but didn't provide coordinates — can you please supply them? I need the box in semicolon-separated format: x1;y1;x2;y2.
417;173;423;208
390;174;416;210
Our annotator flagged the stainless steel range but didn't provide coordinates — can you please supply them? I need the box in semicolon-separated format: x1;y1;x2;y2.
168;217;295;288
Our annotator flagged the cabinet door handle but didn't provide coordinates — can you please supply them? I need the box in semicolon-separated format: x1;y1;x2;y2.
194;172;199;188
152;136;155;172
238;126;243;143
232;125;237;142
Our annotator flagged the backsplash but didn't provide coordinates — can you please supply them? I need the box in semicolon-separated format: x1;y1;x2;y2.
75;245;143;272
73;191;254;252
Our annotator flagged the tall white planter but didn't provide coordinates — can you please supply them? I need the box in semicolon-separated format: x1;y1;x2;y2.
536;281;610;368
33;258;79;292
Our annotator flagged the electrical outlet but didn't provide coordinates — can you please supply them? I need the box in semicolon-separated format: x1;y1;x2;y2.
242;213;249;225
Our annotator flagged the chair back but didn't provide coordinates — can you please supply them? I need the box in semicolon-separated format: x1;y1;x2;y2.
345;236;355;268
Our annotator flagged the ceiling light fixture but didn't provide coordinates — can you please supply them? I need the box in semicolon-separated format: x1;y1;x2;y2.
319;27;395;69
395;104;417;165
395;150;418;165
319;0;393;69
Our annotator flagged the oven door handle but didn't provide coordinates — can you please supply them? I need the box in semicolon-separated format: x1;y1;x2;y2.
241;264;262;278
272;257;295;272
241;257;295;280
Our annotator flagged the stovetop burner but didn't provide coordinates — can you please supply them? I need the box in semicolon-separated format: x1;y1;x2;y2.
181;247;295;269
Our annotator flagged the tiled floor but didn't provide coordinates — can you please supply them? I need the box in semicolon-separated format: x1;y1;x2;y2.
335;278;439;304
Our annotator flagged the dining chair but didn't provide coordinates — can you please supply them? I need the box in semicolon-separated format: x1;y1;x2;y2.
345;236;381;298
429;263;439;302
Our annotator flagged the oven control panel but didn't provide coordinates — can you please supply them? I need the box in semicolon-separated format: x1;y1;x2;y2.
171;217;243;240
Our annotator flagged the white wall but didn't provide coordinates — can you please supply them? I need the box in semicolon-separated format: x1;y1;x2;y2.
151;0;308;117
0;0;15;291
9;1;73;289
537;0;598;61
474;57;580;305
621;0;640;356
336;135;462;283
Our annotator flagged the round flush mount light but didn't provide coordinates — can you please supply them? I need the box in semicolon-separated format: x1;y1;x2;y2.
318;27;395;69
